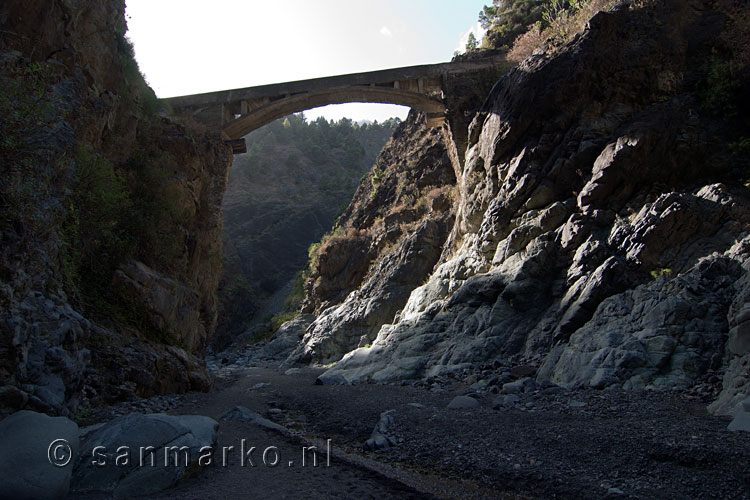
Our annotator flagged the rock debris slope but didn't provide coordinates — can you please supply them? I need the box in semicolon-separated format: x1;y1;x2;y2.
289;1;750;416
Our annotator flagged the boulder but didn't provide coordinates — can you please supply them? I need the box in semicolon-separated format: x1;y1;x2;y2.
492;394;521;409
363;410;397;450
502;377;535;394
447;395;480;409
0;410;79;500
727;398;750;432
72;413;218;498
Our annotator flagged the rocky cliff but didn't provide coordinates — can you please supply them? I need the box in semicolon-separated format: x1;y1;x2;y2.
287;1;750;416
282;112;457;366
0;0;231;416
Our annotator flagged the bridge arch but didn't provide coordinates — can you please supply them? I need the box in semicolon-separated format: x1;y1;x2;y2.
221;87;445;140
163;56;507;153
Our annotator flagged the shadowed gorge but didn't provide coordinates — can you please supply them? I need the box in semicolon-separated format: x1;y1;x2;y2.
1;0;749;499
215;114;399;350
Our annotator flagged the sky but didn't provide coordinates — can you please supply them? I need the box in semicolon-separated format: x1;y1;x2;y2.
124;0;488;123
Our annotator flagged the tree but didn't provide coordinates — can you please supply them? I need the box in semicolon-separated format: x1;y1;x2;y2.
465;32;479;52
477;0;546;50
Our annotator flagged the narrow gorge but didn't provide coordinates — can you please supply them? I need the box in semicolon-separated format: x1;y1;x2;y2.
1;0;748;499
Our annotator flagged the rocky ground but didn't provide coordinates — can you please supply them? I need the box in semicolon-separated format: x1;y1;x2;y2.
73;356;750;500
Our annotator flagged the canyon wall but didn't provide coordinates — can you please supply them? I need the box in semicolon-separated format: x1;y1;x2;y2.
289;1;750;415
0;0;231;416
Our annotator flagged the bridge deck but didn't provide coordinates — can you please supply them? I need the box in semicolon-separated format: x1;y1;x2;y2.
163;55;506;109
162;54;507;151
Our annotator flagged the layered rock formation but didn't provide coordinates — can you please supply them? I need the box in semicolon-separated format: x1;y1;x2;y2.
289;1;750;415
0;0;231;416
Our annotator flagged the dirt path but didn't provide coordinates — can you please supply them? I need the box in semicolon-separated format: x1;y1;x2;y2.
141;367;433;500
75;364;750;499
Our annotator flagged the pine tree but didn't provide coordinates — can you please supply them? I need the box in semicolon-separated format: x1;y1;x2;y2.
465;32;479;52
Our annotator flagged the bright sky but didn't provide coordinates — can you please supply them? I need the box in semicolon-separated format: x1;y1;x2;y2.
125;0;487;123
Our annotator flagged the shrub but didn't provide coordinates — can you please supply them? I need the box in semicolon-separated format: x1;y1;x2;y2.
116;32;165;118
701;55;740;115
507;22;544;62
270;311;299;332
505;0;621;62
283;270;308;311
650;268;672;279
62;147;134;296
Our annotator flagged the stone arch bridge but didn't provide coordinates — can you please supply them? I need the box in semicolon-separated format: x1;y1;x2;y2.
163;55;506;153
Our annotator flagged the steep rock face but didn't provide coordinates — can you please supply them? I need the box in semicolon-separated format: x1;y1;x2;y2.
0;0;231;415
315;2;750;414
286;113;457;364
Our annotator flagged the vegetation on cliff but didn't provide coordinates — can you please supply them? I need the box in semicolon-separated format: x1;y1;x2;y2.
477;0;749;73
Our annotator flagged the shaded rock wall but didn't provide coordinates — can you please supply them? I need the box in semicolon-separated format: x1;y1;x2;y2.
0;0;231;415
302;1;750;415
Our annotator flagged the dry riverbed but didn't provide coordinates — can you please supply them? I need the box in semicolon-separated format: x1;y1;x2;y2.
77;362;750;500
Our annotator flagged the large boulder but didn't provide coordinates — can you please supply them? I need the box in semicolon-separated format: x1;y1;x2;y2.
0;410;79;500
72;413;218;499
254;314;314;362
727;398;750;432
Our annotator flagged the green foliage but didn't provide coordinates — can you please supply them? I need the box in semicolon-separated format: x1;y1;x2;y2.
542;0;585;26
465;32;479;52
59;137;187;342
225;276;255;296
286;152;300;168
370;166;385;188
650;268;672;279
478;0;546;50
730;137;750;154
368;165;386;200
62;147;133;294
116;33;142;86
505;0;620;61
243;112;396;173
262;270;308;337
61;146;184;344
271;311;299;332
701;54;740;116
284;270;308;311
119;145;185;272
308;242;321;261
73;407;93;422
251;270;307;341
